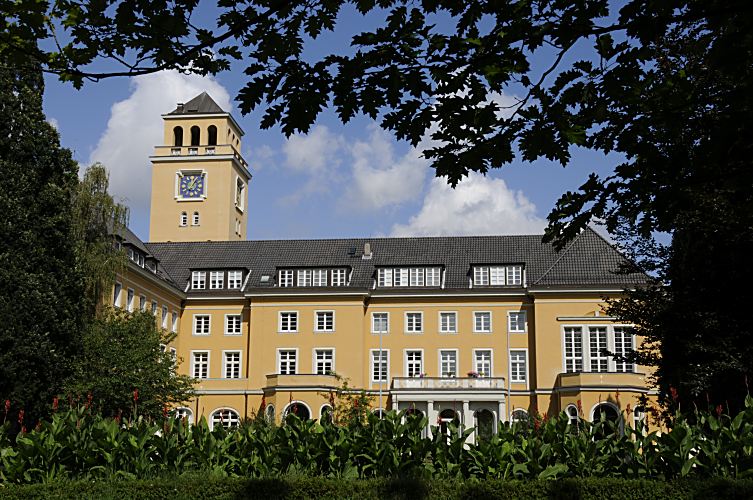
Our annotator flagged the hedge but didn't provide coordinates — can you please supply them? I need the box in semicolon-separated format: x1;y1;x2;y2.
2;477;753;500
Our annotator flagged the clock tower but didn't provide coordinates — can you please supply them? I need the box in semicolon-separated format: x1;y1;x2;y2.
149;92;252;242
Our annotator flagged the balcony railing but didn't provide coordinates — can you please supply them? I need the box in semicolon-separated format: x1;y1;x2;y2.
392;376;506;390
557;371;647;388
265;373;340;388
153;145;248;167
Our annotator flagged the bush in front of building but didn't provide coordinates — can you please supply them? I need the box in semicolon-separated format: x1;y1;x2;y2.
2;398;753;484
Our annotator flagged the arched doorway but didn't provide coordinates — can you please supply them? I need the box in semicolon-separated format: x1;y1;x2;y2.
207;125;218;145
173;126;183;146
438;408;460;437
591;402;622;435
283;401;311;421
190;125;200;146
475;409;494;441
210;408;240;430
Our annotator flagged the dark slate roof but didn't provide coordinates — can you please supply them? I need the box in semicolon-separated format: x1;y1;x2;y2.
167;92;226;115
117;226;182;291
144;228;648;293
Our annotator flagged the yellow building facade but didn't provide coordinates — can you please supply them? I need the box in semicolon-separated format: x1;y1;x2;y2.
113;93;656;435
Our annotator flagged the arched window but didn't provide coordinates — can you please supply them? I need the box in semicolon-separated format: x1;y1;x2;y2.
207;125;217;146
319;404;333;424
372;408;386;419
173;126;183;146
511;409;529;424
265;404;275;423
190;126;200;146
438;408;459;436
474;409;494;441
591;402;622;436
172;407;193;424
210;408;240;430
179;212;187;227
192;212;199;226
565;404;580;426
633;406;646;434
283;401;311;421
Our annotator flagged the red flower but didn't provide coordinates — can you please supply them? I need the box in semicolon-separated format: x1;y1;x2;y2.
163;406;169;418
17;409;24;425
715;404;723;417
133;389;139;402
52;397;59;412
4;399;9;414
86;392;93;409
669;386;679;402
576;399;583;416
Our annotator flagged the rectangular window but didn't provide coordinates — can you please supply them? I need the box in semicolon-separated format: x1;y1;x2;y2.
314;349;334;375
151;300;158;315
162;306;168;329
508;311;526;333
312;269;327;287
297;269;312;287
474;311;492;333
278;270;294;287
315;311;334;332
279;312;298;332
225;314;242;335
564;327;584;372
331;268;347;286
405;312;423;333
209;271;224;289
474;350;492;377
223;351;241;379
192;352;209;379
614;327;635;373
227;270;243;289
409;268;424;287
191;271;206;290
489;266;505;285
377;268;392;287
510;350;527;383
139;295;146;312
589;327;609;372
193;314;210;335
113;283;122;307
439;312;457;333
171;312;178;333
426;267;441;287
507;265;523;285
372;312;389;334
473;267;489;286
439;350;457;377
126;288;134;312
394;268;408;287
406;350;423;377
278;350;297;374
371;349;389;382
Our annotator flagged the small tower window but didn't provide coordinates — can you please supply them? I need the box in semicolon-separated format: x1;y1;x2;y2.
192;212;200;226
179;212;187;226
207;125;217;146
173;126;183;146
190;126;200;146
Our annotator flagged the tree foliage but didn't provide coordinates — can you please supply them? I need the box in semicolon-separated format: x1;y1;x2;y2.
64;308;195;420
4;0;753;409
0;61;86;423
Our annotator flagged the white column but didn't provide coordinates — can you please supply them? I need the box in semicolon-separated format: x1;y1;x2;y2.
427;400;435;438
462;400;470;430
498;400;506;430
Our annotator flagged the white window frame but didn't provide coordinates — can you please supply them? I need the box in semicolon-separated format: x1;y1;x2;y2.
225;314;242;336
151;300;158;315
113;282;122;307
235;176;246;211
312;269;327;287
589;326;609;373
371;312;389;334
162;306;169;329
438;311;457;334
509;349;528;385
613;326;635;373
191;271;206;290
370;349;390;383
139;295;146;312
277;348;298;375
439;349;458;378
561;324;636;374
394;268;409;287
179;212;188;227
507;265;523;285
278;269;294;287
210;408;240;430
191;351;210;379
278;311;299;333
404;349;424;377
126;288;134;312
171;311;178;332
473;349;493;377
192;211;200;226
473;267;489;286
508;311;527;333
193;314;211;336
209;271;224;289
297;269;312;287
489;266;505;285
314;310;335;332
222;350;242;379
426;267;441;287
331;268;347;286
405;312;423;334
313;348;335;375
409;268;425;287
227;270;243;289
473;311;492;333
377;268;392;287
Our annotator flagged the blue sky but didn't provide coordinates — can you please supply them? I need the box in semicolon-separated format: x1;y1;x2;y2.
41;5;619;242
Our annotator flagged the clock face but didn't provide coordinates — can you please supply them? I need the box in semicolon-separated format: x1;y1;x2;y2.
179;173;205;198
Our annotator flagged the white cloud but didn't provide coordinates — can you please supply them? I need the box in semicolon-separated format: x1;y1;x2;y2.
344;126;428;210
283;125;344;172
89;71;231;215
391;173;546;236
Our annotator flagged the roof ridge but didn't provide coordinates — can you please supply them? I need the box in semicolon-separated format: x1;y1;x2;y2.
532;229;586;285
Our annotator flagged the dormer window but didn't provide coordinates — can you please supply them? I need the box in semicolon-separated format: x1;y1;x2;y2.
472;265;524;286
210;271;224;289
377;267;442;287
191;271;206;290
228;270;243;289
278;268;349;287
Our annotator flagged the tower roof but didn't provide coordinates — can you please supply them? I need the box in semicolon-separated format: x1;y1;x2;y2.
167;92;226;115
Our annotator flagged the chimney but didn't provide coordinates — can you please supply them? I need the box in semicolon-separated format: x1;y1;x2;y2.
177;102;184;113
362;242;373;260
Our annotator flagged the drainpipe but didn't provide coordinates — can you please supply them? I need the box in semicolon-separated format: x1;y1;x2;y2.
506;321;511;422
